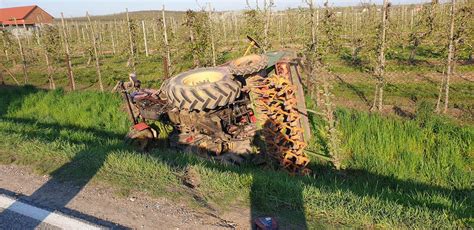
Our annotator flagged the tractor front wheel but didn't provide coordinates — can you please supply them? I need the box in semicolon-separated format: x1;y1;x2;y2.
228;54;268;76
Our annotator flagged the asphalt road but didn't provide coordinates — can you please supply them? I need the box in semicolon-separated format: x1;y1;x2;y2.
0;195;102;230
0;207;60;230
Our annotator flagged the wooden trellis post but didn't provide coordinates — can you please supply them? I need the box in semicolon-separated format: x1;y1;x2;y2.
1;25;10;62
126;8;136;72
74;21;80;43
142;20;149;57
113;19;119;51
162;5;171;77
436;0;456;114
110;30;116;55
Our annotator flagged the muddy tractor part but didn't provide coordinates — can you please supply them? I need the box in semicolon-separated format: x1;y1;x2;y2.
119;51;312;174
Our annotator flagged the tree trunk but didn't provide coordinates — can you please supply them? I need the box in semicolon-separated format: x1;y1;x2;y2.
126;8;136;72
81;27;86;57
152;23;157;42
13;18;28;84
263;0;273;51
1;30;9;62
75;21;80;43
61;13;76;91
371;0;389;112
95;21;104;56
87;12;104;92
0;64;20;85
111;31;116;55
114;19;120;51
0;70;4;85
322;72;341;169
443;0;456;114
22;22;31;45
142;20;149;57
208;4;216;67
435;71;445;112
45;53;55;90
36;23;55;89
162;6;171;78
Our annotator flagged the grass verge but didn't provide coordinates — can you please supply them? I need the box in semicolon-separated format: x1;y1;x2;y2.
0;85;472;228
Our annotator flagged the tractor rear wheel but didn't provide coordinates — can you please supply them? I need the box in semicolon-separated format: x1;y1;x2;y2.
165;67;241;111
228;54;268;76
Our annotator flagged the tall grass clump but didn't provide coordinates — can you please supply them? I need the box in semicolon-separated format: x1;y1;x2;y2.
1;86;130;134
331;105;472;190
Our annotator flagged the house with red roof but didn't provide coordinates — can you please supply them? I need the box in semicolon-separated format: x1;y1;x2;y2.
0;5;54;28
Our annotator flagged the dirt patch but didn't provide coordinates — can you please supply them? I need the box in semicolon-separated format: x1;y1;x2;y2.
0;164;251;229
330;71;474;84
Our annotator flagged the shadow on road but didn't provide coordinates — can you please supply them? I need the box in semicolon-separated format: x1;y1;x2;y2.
0;116;128;229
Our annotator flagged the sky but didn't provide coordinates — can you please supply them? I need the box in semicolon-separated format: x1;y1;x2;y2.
0;0;432;17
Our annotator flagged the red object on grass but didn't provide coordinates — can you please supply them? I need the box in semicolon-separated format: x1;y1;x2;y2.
133;122;149;131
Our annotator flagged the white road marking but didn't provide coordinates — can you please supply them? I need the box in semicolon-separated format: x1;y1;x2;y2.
0;194;101;230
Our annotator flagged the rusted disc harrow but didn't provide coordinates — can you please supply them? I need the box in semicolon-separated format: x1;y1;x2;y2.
249;74;310;175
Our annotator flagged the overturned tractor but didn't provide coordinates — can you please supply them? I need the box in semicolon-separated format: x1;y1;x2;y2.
118;50;312;175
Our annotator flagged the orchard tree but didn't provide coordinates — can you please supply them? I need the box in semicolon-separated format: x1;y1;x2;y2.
244;0;274;52
371;0;391;112
436;0;472;113
39;25;62;89
408;0;439;63
183;10;213;67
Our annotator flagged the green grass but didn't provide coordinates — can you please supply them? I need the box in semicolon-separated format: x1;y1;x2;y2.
0;85;472;228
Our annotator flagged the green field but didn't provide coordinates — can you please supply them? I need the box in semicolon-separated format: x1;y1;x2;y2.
0;86;472;228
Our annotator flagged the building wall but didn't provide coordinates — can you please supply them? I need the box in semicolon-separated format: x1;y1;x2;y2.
24;7;54;24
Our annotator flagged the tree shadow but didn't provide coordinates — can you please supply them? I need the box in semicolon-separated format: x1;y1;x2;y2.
0;116;128;229
393;106;415;119
0;85;41;116
334;74;370;106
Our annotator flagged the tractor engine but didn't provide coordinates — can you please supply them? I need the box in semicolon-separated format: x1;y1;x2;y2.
166;96;257;156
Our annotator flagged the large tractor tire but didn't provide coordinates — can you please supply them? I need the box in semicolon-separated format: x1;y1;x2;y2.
165;67;241;111
228;54;268;76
